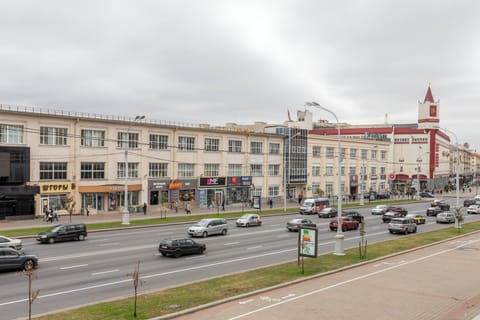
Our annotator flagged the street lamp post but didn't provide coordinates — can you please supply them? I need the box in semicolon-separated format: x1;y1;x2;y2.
359;159;365;205
306;102;344;255
442;127;461;229
416;146;422;200
122;115;145;225
283;130;301;212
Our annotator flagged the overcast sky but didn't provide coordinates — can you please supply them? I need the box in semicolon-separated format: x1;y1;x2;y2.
1;1;479;150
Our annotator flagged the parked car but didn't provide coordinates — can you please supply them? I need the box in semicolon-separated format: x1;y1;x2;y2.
464;199;476;207
36;223;87;244
318;207;338;218
386;206;408;215
371;205;388;215
342;210;364;223
158;238;206;258
466;205;480;214
329;217;359;232
436;212;455;224
0;247;38;271
382;211;406;223
187;218;229;237
236;214;262;227
419;192;435;198
405;213;426;225
430;199;450;211
388;218;417;234
286;218;316;232
426;206;443;216
0;235;23;250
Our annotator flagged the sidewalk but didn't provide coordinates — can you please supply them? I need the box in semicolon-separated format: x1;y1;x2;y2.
0;200;299;232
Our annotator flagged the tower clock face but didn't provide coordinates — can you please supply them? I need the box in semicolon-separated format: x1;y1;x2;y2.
430;105;437;117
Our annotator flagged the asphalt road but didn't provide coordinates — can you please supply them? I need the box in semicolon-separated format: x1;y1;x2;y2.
1;199;479;320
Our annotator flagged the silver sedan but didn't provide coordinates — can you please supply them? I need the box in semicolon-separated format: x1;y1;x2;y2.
0;235;23;250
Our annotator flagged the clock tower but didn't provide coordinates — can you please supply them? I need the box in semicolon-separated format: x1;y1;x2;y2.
418;84;440;129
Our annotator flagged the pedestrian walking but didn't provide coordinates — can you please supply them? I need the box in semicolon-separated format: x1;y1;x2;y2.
143;202;147;215
269;198;273;208
86;205;90;216
185;202;191;214
174;201;178;213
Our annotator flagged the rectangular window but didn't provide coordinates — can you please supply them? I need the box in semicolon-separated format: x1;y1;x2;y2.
178;136;195;151
361;149;367;160
312;165;321;177
268;164;280;176
0;124;23;144
325;166;333;176
178;163;195;177
228;140;242;153
312;146;321;157
204;163;220;176
118;132;139;149
371;150;377;160
380;166;386;175
80;162;105;179
326;147;334;159
349;166;356;175
117;162;139;178
381;151;387;161
312;183;321;195
204;138;220;152
81;129;105;147
251;187;262;197
149;134;168;150
268;185;279;197
269;143;280;154
325;183;334;195
371;167;377;175
341;148;346;160
250;141;263;154
40;162;67;180
350;148;357;159
40;127;67;145
341;166;345;176
250;164;263;176
149;163;168;177
228;164;242;176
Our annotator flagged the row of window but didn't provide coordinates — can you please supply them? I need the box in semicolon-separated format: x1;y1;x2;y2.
311;181;387;195
311;165;387;176
39;162;284;180
0;125;283;154
311;146;387;160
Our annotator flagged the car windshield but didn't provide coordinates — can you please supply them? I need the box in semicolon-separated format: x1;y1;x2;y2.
239;215;251;219
161;239;173;245
303;200;314;207
390;219;404;224
47;225;63;232
195;219;210;227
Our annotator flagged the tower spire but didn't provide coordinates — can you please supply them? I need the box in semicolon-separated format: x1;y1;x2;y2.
424;84;434;103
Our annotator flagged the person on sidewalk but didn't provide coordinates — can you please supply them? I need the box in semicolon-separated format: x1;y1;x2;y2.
185;202;191;214
143;202;147;215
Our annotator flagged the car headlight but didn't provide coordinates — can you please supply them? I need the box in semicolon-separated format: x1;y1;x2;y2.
41;235;47;238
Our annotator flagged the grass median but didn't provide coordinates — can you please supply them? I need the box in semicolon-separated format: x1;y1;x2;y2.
31;220;480;320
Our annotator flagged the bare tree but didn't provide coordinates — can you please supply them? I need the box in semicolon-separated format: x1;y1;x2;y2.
66;193;76;223
127;261;144;318
20;261;40;320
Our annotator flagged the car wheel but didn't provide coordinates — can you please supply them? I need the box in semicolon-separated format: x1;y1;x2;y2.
23;259;34;271
221;229;228;235
174;250;181;258
202;232;208;238
342;226;346;232
78;234;85;241
48;237;55;244
161;252;167;256
246;223;249;228
389;230;393;234
413;227;417;233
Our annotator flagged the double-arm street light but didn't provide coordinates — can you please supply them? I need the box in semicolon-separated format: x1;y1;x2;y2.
122;115;145;225
306;101;344;255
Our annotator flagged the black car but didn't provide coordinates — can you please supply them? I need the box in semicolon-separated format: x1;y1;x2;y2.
430;200;450;211
426;206;442;216
0;247;38;271
419;192;435;198
158;238;206;258
464;199;476;207
37;223;87;244
342;210;364;223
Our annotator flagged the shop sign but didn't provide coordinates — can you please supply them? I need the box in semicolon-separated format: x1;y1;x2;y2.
169;179;183;190
200;177;226;187
39;182;73;194
149;180;169;190
228;176;252;186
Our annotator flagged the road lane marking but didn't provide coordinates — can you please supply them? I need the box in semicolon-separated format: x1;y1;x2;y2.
98;242;120;247
60;264;88;270
92;269;120;276
246;246;262;250
224;242;240;246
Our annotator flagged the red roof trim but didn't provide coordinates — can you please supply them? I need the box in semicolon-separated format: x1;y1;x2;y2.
418;118;439;123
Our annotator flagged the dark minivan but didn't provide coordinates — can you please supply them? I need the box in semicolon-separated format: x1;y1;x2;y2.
37;223;87;244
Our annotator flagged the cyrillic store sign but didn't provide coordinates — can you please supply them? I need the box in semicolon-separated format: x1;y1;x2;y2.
199;177;226;187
